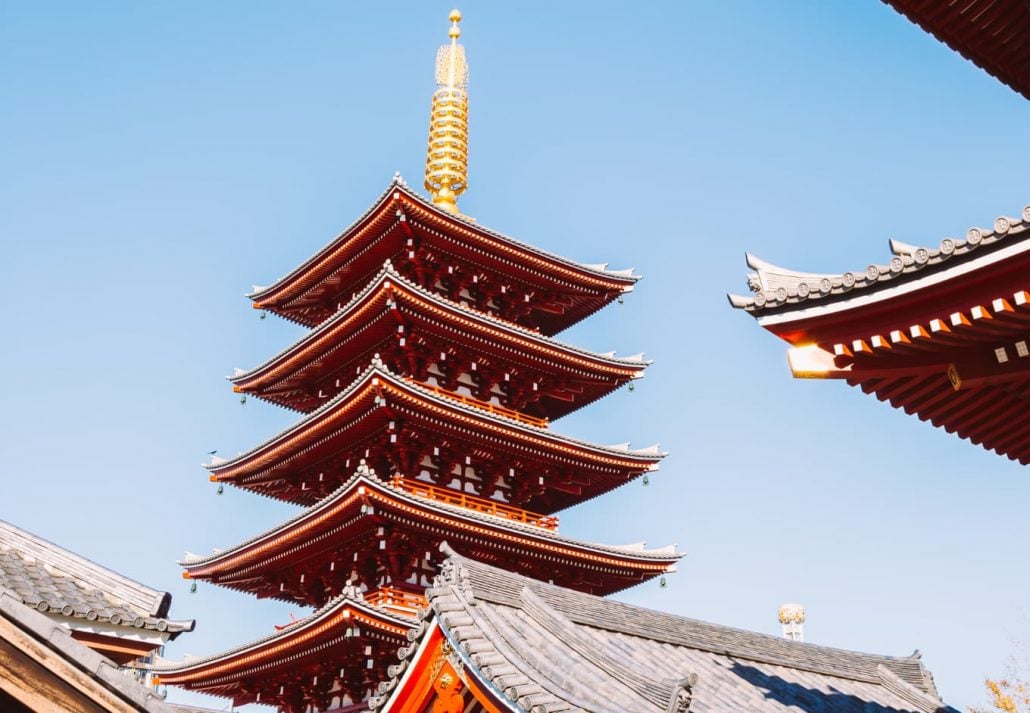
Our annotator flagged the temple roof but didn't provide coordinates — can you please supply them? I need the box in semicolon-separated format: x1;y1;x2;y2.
881;0;1030;100
152;593;411;707
0;520;194;637
373;549;955;713
210;361;663;508
729;206;1030;464
247;176;638;333
232;261;647;417
728;205;1030;326
0;587;178;712
153;593;409;678
182;465;679;599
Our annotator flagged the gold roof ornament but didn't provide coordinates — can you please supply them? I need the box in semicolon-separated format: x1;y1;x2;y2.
424;9;469;215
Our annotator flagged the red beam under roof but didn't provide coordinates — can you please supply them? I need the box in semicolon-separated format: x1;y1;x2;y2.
881;0;1030;100
731;206;1030;464
153;595;410;711
183;466;680;602
209;362;664;511
248;177;637;335
232;261;647;419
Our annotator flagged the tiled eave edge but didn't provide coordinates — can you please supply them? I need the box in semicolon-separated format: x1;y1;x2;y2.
248;174;637;306
231;260;649;387
207;361;665;478
151;595;410;680
0;521;194;636
728;205;1030;319
180;465;680;571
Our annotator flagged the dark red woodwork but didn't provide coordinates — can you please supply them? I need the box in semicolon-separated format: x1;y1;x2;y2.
249;183;635;336
882;0;1030;100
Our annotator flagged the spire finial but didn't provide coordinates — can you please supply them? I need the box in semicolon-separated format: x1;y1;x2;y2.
424;9;469;215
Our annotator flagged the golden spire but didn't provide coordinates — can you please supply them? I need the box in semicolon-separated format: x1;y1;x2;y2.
424;9;469;214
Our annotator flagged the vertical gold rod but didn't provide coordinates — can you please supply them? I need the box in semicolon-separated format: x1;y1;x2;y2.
424;9;469;215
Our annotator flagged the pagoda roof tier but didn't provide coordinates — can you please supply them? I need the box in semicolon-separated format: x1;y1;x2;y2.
153;594;411;711
731;206;1030;463
232;261;648;418
882;0;1030;100
210;362;664;510
248;176;638;335
182;466;680;603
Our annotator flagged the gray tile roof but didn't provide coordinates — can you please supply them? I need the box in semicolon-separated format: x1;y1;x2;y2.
0;520;194;636
0;586;177;712
728;205;1030;314
373;548;956;713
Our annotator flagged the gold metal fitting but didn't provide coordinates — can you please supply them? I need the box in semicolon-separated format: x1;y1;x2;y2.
424;9;469;214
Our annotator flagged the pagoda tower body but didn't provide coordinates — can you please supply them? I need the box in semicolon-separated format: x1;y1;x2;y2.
156;13;678;712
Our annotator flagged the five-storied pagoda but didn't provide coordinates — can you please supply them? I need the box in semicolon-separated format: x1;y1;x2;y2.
154;11;679;712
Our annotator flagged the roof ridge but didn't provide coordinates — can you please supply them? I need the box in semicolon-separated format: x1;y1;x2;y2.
233;260;649;385
210;361;665;475
153;593;409;673
250;175;638;304
0;520;166;618
729;204;1030;313
182;467;680;571
444;551;932;691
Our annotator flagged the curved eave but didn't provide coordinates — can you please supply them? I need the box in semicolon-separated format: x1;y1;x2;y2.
729;206;1030;343
232;262;647;409
248;177;637;313
153;595;408;685
181;471;679;582
209;363;664;482
881;0;1030;100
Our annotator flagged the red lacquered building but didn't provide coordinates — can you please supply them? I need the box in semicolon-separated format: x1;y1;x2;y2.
155;12;677;711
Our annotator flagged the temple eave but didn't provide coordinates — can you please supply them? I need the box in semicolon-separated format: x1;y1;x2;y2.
250;180;637;334
182;470;679;603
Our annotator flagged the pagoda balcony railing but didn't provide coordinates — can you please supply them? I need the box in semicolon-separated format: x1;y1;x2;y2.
363;586;428;618
406;377;549;428
391;475;559;530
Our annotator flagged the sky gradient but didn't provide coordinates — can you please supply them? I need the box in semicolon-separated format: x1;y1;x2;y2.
2;2;1029;710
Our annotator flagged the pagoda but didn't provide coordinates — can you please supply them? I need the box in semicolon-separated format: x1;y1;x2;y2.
155;11;678;712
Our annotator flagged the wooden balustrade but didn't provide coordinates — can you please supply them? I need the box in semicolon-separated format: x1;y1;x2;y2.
363;586;428;618
391;475;559;530
406;378;549;428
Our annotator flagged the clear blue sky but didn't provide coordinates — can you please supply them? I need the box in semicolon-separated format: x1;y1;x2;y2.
2;2;1028;710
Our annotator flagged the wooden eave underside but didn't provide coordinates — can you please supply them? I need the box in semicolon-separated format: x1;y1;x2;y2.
182;473;678;601
233;264;645;418
881;0;1030;100
794;288;1030;464
154;598;407;707
249;182;635;335
210;365;662;510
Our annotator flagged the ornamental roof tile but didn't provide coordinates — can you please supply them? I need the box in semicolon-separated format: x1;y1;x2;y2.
728;205;1030;315
248;175;637;303
181;465;680;571
0;521;194;637
372;549;955;713
0;588;178;712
